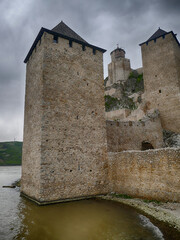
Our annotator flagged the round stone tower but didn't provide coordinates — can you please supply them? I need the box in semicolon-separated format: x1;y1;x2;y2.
110;47;126;61
107;46;131;85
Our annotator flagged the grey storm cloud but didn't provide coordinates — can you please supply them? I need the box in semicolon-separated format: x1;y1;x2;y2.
0;0;180;141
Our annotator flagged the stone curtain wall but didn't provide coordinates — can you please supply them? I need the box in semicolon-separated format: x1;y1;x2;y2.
108;148;180;202
141;33;180;133
106;117;163;152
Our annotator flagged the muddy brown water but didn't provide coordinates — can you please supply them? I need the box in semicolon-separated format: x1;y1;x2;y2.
0;166;179;240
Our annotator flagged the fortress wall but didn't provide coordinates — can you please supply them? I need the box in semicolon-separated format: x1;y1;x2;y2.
141;33;180;133
36;32;108;203
106;117;163;152
108;148;180;202
21;37;45;200
105;109;131;120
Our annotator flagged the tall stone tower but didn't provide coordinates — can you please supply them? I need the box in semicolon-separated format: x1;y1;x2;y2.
21;21;108;204
140;28;180;133
107;47;131;86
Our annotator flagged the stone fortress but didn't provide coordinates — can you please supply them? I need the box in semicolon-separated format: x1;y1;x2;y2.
105;28;180;151
21;21;180;205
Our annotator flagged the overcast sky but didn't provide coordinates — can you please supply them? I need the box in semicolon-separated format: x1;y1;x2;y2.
0;0;180;142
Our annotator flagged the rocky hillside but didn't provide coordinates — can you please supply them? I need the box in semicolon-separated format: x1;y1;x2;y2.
163;130;180;148
104;70;144;112
0;141;22;165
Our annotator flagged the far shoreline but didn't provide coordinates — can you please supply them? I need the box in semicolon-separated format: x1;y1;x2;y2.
0;165;21;167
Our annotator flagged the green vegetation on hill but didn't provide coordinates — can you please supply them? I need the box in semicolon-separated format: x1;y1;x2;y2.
125;71;144;94
0;142;22;166
104;71;144;112
104;95;137;112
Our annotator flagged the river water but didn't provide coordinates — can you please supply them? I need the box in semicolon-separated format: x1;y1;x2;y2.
0;166;179;240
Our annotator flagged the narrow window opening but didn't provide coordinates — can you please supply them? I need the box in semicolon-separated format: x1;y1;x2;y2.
70;170;72;172
159;90;161;93
82;45;85;51
53;35;58;43
93;48;96;55
77;116;79;119
146;42;148;46
87;83;88;86
69;40;72;47
129;121;132;126
141;141;154;151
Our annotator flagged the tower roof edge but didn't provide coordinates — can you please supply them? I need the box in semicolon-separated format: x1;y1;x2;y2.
139;30;180;47
24;26;106;63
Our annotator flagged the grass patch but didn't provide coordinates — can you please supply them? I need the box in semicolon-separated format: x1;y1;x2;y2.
111;193;133;199
143;199;161;204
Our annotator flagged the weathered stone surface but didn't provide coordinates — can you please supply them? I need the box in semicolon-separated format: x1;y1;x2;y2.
21;27;180;205
163;130;180;148
107;47;131;86
106;110;164;151
141;32;180;133
22;32;108;203
108;148;180;202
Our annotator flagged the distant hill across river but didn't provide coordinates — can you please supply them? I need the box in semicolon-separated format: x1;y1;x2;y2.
0;142;22;165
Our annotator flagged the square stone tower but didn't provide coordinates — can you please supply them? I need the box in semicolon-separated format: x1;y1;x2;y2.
140;28;180;133
21;21;108;204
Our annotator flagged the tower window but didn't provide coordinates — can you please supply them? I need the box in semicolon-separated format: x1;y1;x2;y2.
69;40;72;47
159;90;161;93
53;35;58;43
93;48;96;55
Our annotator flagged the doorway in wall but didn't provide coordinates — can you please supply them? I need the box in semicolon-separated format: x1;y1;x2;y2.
141;141;154;150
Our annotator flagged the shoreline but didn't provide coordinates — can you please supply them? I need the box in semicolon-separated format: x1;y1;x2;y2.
7;177;180;232
98;195;180;232
0;165;21;167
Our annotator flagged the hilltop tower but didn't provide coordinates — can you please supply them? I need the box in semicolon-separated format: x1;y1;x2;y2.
107;46;131;86
21;21;108;204
140;28;180;133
